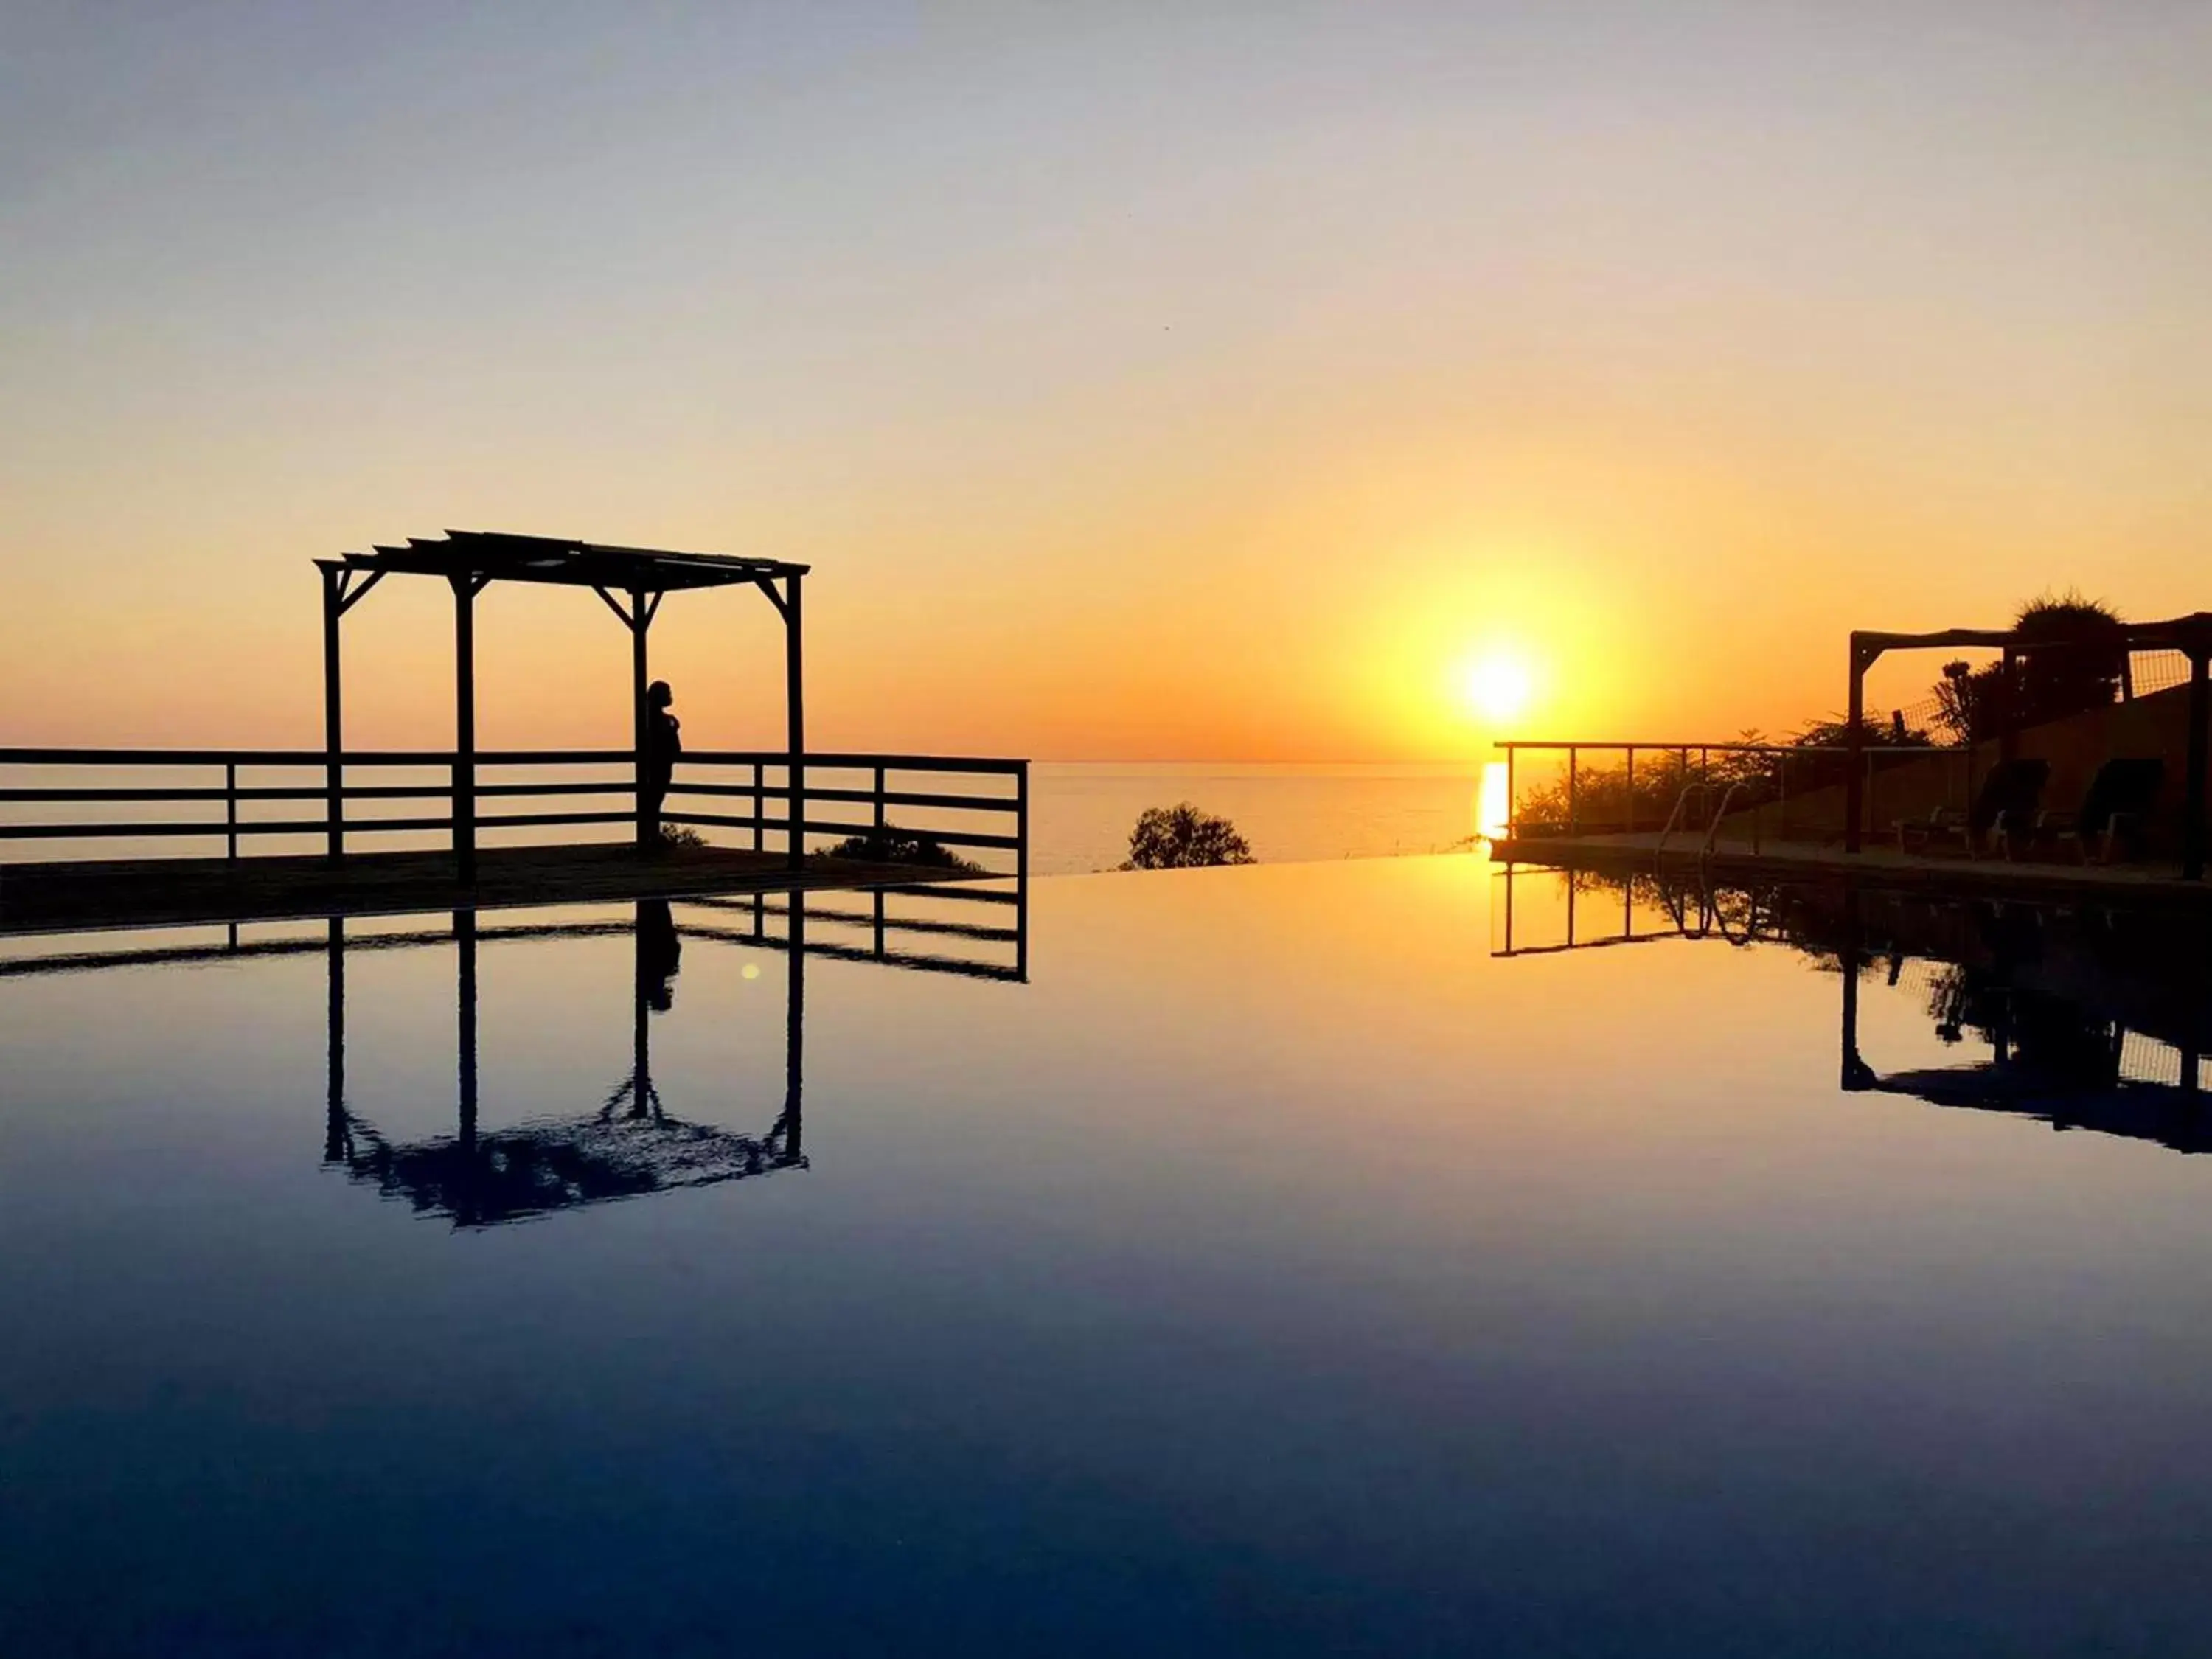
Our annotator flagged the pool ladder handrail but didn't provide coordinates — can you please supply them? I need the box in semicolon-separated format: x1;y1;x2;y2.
1653;779;1763;868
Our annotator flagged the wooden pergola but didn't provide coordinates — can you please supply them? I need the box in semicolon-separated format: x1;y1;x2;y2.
315;529;810;880
1846;611;2212;877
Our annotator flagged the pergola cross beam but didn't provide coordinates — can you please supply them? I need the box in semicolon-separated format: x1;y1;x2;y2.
314;530;812;878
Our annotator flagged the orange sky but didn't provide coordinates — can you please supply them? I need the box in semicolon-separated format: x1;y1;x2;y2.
4;5;2205;760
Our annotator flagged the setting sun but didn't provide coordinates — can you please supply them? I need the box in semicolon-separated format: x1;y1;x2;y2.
1460;651;1536;726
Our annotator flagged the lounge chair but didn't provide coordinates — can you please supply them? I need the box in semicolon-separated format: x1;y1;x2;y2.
1896;759;2048;859
2028;758;2164;864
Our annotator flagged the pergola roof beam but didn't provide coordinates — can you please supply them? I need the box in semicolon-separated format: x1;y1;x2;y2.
1854;612;2212;657
336;529;806;595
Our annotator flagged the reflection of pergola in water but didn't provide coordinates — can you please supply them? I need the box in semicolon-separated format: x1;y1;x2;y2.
323;897;813;1228
1836;909;2210;1155
0;882;1022;1224
1490;862;2212;1155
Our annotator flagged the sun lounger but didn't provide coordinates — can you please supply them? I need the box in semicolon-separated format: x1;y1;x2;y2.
1896;759;2048;858
2028;757;2164;864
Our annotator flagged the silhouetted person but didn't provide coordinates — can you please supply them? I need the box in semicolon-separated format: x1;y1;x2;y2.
641;679;681;844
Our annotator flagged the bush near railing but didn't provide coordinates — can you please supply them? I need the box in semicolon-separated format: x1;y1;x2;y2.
821;827;983;872
1512;723;1944;835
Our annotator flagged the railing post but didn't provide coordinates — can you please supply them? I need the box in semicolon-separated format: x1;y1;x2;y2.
873;763;887;846
1503;745;1515;839
752;760;765;853
1567;746;1579;838
225;762;238;863
1624;747;1635;837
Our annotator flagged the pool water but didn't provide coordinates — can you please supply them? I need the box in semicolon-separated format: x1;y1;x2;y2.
4;857;2211;1657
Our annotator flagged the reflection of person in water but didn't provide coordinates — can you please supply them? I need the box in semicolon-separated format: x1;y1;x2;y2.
641;679;682;842
638;900;681;1012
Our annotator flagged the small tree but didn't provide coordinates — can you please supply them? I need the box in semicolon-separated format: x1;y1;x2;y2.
1931;591;2125;744
1123;802;1255;869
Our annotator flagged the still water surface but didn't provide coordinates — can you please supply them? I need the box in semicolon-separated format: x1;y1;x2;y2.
4;858;2211;1656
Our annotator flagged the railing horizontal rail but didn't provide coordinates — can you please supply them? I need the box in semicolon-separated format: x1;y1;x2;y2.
0;809;647;841
661;810;1020;852
0;748;639;767
1495;741;1955;755
667;782;1015;812
0;780;639;804
684;749;1024;773
0;746;1026;768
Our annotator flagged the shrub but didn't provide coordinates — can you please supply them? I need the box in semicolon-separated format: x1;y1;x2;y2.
658;823;708;849
824;827;982;872
1122;802;1255;869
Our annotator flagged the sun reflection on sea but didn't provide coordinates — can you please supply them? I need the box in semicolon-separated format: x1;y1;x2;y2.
1477;760;1510;841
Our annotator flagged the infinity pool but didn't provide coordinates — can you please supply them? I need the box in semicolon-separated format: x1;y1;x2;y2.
4;858;2211;1656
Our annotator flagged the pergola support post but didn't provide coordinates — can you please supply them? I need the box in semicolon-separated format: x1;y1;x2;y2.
1999;646;2020;770
630;587;652;849
2186;650;2208;883
321;565;344;862
785;572;805;871
451;574;477;884
1844;636;1877;854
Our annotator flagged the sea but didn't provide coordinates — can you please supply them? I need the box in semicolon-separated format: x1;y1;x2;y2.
0;759;1503;873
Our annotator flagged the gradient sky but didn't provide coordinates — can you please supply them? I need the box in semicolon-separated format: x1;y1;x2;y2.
3;2;2205;758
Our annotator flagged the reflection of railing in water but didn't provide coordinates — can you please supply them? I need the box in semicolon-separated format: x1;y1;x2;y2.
1491;861;1784;958
0;877;1029;1224
1492;860;2212;1155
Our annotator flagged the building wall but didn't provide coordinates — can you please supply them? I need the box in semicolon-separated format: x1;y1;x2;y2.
1722;681;2201;850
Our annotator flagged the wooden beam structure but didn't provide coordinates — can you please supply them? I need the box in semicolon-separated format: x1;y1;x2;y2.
785;573;805;871
1847;613;2212;878
451;573;477;883
2188;650;2209;883
313;531;813;883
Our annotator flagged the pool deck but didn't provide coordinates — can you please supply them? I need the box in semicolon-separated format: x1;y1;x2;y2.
1493;830;2212;907
0;843;998;938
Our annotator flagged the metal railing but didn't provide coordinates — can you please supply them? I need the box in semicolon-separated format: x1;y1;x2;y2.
0;746;1029;878
1495;740;1962;846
